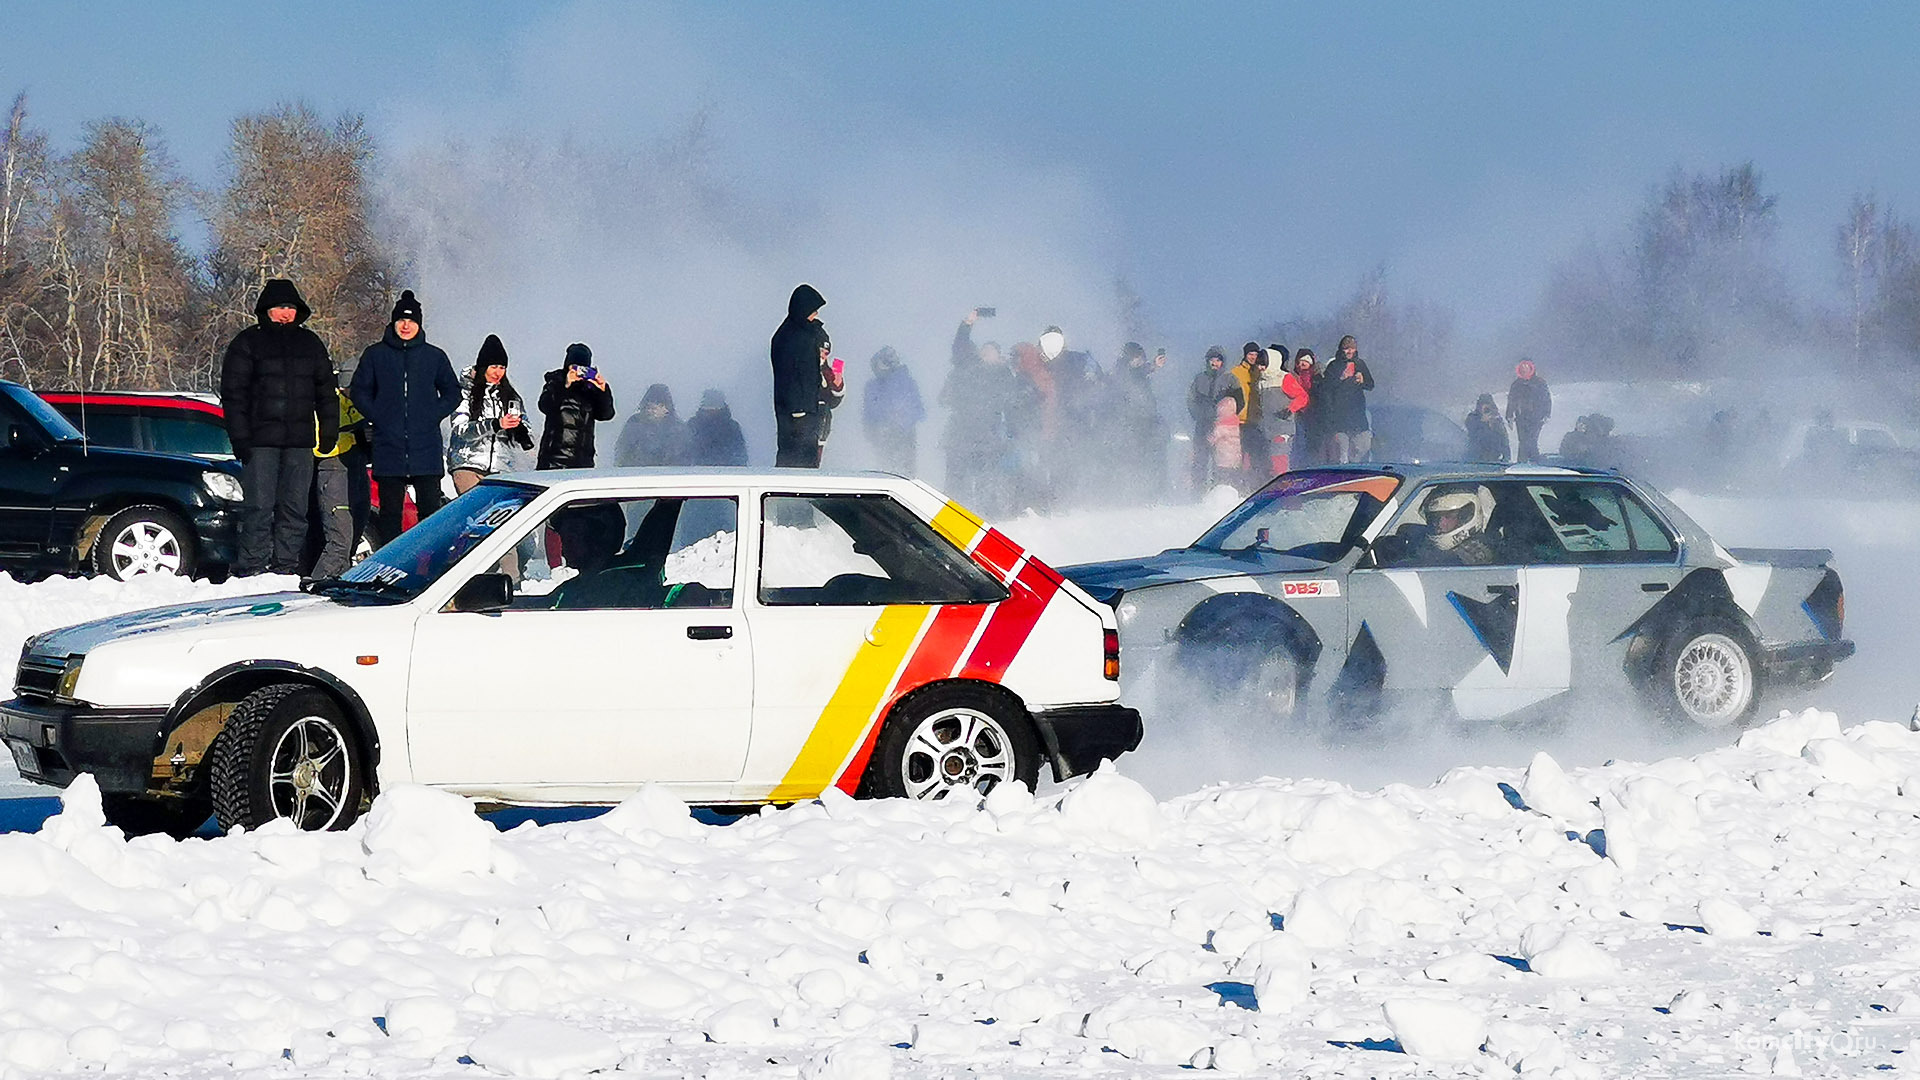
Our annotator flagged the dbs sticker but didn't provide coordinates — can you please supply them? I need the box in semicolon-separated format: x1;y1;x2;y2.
1281;579;1340;598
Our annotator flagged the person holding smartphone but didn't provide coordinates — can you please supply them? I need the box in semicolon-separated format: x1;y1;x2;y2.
771;283;832;467
536;342;616;470
448;334;533;490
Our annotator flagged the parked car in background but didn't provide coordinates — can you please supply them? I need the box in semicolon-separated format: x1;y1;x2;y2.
0;381;241;581
42;388;419;556
1367;402;1469;463
2;469;1142;835
1064;464;1850;732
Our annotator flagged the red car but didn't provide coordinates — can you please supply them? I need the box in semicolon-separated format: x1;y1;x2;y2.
40;391;420;554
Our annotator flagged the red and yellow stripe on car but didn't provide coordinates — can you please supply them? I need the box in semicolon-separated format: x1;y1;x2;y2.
766;499;1063;800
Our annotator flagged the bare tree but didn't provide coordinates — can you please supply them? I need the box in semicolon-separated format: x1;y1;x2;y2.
208;103;396;379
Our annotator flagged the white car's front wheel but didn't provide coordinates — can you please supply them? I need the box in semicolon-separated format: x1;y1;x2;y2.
870;685;1039;801
1659;621;1759;728
210;684;368;832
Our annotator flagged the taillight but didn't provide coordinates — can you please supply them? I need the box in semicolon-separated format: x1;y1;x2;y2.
1103;629;1120;681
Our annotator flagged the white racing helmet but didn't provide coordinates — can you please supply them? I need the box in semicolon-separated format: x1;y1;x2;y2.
1425;487;1490;551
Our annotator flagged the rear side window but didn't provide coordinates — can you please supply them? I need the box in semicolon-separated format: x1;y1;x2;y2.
73;411;140;449
759;494;1008;606
1518;482;1676;564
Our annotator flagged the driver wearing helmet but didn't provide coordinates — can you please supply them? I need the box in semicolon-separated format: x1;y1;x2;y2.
1415;488;1496;566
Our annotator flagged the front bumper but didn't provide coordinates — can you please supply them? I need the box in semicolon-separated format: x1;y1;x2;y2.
191;505;240;567
1;697;167;792
1030;703;1144;781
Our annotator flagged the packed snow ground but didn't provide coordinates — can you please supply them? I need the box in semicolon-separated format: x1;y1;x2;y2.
1;492;1918;1078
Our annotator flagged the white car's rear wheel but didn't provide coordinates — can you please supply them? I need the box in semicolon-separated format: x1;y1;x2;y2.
870;685;1039;801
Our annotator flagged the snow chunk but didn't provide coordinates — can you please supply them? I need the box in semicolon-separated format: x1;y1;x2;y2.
1521;927;1620;979
1057;762;1161;847
362;785;494;880
1738;709;1841;757
1083;998;1213;1065
1422;952;1515;984
801;1040;894;1080
1802;738;1891;788
599;784;701;842
1698;897;1760;938
705;1000;777;1044
466;1017;620;1078
385;996;460;1043
1520;752;1601;828
1381;998;1485;1060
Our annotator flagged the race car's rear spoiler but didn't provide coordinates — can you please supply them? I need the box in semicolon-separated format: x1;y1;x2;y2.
1724;547;1834;568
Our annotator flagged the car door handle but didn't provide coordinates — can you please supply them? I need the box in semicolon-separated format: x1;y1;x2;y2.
1484;584;1518;599
1640;582;1670;593
687;625;733;641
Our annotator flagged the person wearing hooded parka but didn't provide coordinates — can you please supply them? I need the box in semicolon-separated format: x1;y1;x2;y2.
861;346;926;474
770;283;832;467
686;389;749;466
613;383;690;467
348;290;461;546
219;278;339;576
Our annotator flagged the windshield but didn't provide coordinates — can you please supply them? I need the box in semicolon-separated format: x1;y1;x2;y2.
1193;471;1401;559
339;481;541;598
2;386;84;441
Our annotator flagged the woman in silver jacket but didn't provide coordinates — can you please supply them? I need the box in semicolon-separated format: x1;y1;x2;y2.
448;334;534;491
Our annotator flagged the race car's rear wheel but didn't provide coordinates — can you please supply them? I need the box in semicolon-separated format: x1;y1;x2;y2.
92;506;195;580
210;684;367;832
1659;621;1759;728
870;684;1039;801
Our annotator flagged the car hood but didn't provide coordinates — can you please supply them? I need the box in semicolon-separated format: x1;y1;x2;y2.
66;440;241;475
1061;548;1332;598
25;592;332;658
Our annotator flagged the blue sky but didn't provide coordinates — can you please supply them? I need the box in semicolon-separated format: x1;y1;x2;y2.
11;1;1920;355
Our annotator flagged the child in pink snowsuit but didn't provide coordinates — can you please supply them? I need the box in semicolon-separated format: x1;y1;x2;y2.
1209;394;1243;486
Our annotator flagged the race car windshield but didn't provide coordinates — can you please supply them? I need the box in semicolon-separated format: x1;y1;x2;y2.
1192;471;1401;561
337;481;541;599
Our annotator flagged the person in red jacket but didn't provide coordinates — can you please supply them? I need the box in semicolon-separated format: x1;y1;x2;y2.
1279;349;1318;468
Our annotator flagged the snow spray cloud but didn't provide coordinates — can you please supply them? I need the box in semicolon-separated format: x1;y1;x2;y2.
372;3;1128;463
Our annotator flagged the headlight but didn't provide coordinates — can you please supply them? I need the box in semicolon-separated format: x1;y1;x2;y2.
56;657;83;701
205;471;244;502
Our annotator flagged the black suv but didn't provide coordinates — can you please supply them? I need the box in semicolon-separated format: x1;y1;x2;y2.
0;380;242;581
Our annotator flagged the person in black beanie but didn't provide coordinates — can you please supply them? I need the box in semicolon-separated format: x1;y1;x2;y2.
770;283;832;467
348;290;461;546
218;278;338;575
536;343;616;469
448;334;534;490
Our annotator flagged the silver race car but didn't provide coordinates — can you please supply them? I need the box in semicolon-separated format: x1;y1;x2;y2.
1064;465;1852;728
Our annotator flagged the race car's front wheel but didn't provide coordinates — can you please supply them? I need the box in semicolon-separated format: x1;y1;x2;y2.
210;684;368;832
1659;621;1759;728
870;684;1039;801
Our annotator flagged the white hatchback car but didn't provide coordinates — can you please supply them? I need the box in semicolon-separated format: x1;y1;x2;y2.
3;470;1141;834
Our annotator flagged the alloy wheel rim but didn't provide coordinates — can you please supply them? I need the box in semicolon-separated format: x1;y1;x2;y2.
900;707;1013;801
267;715;352;829
1674;634;1750;725
110;521;182;577
1252;651;1299;721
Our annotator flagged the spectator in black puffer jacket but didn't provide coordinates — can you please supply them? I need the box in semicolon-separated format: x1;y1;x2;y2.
537;343;616;469
349;290;461;546
687;389;749;466
219;278;338;576
613;383;689;467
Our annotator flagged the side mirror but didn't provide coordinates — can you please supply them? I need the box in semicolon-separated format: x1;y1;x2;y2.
446;572;513;613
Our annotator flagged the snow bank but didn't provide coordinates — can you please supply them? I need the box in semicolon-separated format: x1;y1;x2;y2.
0;708;1913;1076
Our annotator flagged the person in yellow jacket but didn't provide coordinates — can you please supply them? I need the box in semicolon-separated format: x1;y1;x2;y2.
1230;342;1270;484
307;385;363;580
